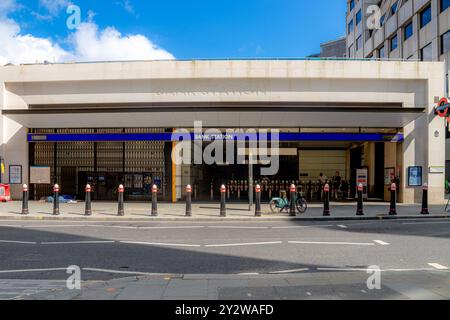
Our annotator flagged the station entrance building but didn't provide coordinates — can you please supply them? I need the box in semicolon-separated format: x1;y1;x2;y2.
0;59;446;204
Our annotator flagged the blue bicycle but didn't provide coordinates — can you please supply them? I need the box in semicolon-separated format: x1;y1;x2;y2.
269;191;308;214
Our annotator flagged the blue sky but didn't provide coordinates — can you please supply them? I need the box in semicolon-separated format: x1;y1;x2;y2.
0;0;347;64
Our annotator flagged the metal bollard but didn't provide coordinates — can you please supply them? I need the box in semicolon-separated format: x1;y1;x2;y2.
186;185;192;217
85;184;92;216
152;185;158;216
356;183;364;216
323;184;330;216
53;184;60;216
118;184;125;216
220;185;226;217
22;184;29;215
255;184;262;217
389;183;397;215
289;184;296;216
421;183;429;215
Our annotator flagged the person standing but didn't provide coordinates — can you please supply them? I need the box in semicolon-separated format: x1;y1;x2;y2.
332;171;342;200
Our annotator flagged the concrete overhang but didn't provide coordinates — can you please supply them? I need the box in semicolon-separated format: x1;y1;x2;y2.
1;102;426;128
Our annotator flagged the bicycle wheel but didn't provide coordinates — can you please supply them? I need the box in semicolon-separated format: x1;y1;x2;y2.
296;198;308;214
269;200;279;213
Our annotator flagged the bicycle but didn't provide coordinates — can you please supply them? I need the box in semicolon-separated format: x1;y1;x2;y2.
269;190;308;214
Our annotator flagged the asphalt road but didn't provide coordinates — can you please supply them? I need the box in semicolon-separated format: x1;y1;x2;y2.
0;218;449;299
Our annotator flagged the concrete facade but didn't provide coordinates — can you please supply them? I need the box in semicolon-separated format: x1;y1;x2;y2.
0;59;446;204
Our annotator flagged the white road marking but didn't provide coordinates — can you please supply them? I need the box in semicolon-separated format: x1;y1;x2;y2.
428;263;449;270
272;225;334;229
139;226;206;230
0;268;67;274
119;241;201;248
40;241;115;245
288;241;375;246
26;225;94;228
0;239;37;245
337;225;348;229
317;267;442;272
269;268;310;274
208;226;268;229
205;241;283;248
238;273;259;275
373;240;390;245
82;268;169;276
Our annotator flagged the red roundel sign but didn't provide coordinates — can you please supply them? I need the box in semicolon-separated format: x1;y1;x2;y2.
436;97;450;122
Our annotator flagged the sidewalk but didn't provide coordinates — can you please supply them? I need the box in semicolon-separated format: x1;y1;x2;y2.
0;201;449;221
21;271;450;300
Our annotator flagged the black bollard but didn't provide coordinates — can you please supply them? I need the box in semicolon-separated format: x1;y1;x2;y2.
22;184;29;215
289;184;296;216
220;185;226;217
255;184;262;217
356;183;364;216
85;184;92;216
323;184;330;216
421;183;429;215
53;184;60;216
152;185;158;216
118;184;125;216
186;185;192;217
389;183;397;215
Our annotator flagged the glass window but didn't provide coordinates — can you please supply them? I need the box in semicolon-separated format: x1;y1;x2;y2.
390;35;398;51
421;43;433;61
356;36;362;51
441;30;450;54
420;5;432;28
380;15;386;26
441;0;450;12
356;10;362;25
348;19;354;33
379;46;385;59
391;2;398;15
350;0;355;11
404;21;413;40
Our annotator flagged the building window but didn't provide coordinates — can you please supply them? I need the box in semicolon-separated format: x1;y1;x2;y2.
404;21;413;40
441;30;450;55
441;0;450;12
348;19;354;33
390;35;398;51
356;36;362;51
421;42;433;61
380;15;386;26
350;0;355;11
420;5;432;28
349;44;354;57
390;2;398;15
379;46;385;59
356;10;362;25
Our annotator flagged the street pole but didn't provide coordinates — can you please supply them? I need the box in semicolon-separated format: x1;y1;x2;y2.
85;184;92;216
152;184;158;216
248;151;253;211
22;184;29;215
186;185;192;217
118;184;125;216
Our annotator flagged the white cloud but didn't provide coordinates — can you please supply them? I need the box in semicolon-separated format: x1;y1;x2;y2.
0;0;20;14
0;8;174;65
39;0;71;16
0;18;73;65
119;0;135;15
70;22;174;61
